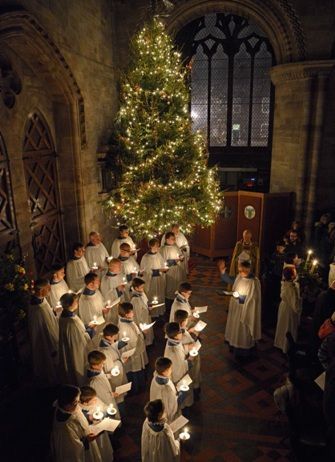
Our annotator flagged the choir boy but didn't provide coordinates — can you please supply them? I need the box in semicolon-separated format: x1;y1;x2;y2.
141;399;180;462
118;242;140;280
51;384;101;462
79;386;114;460
170;282;195;323
66;242;90;292
164;322;193;408
174;309;201;395
219;259;261;356
162;224;190;275
48;263;69;311
131;277;154;346
58;293;93;386
274;267;302;353
85;231;109;271
27;278;59;385
100;258;125;323
79;272;106;327
140;238;166;316
111;224;137;258
160;232;185;309
149;357;182;423
118;302;148;394
86;350;121;420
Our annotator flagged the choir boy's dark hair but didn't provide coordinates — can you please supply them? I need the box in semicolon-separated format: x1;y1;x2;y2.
120;242;131;252
84;272;98;285
155;357;172;375
108;258;121;266
282;267;296;281
88;350;106;366
165;231;175;240
174;309;189;323
80;386;97;403
144;399;164;422
34;278;50;292
58;384;80;408
239;260;251;269
119;225;129;232
103;323;119;337
72;242;84;253
165;322;181;339
148;238;159;248
118;302;134;317
284;252;298;265
132;277;145;289
60;292;78;310
276;240;286;247
51;263;65;272
179;281;192;293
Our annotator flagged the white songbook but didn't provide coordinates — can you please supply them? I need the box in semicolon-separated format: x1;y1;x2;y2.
170;415;189;434
176;373;193;391
115;382;132;395
194;306;208;313
139;321;156;331
91;316;105;326
105;297;121;308
193;340;202;351
89;418;121;435
194;320;207;332
121;347;136;361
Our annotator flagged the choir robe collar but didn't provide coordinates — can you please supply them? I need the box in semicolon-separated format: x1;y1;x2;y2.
148;421;165;432
71;255;81;260
167;338;181;347
175;292;187;304
99;337;112;348
86;242;96;247
147;251;157;255
83;287;96;296
86;368;101;378
55;407;72;422
50;279;62;285
106;271;118;277
119;317;133;324
61;309;76;318
155;374;169;385
131;289;142;298
30;295;44;305
119;256;129;262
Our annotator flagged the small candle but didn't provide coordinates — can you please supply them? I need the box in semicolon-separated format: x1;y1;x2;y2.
122;331;129;342
107;404;117;416
233;291;240;298
180;427;190;440
164;261;168;269
111;365;120;376
93;406;103;420
93;315;97;322
189;348;198;357
106;299;111;308
152;296;158;305
311;259;318;274
133;266;137;273
122;276;127;284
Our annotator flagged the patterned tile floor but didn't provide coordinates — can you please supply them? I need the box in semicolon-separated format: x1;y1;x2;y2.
0;259;294;462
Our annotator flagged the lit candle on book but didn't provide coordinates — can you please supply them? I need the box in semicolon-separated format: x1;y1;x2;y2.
189;347;198;357
179;381;189;392
111;365;120;376
93;406;103;420
107;404;117;416
122;331;130;342
152;296;158;305
106;300;111;308
232;291;240;299
92;262;98;271
180;427;190;440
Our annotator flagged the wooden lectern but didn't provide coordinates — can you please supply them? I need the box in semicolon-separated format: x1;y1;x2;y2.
191;191;293;259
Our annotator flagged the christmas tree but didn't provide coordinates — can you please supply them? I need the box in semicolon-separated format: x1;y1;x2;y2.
104;19;222;238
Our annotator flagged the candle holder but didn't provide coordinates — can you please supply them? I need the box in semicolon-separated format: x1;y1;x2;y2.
93;407;104;420
107;405;117;416
111;366;120;377
179;382;189;392
179;428;190;440
189;348;198;357
193;311;200;319
232;291;240;299
122;332;130;342
152;297;158;305
92;262;98;271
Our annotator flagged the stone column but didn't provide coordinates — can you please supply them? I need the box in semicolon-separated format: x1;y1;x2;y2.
270;60;335;241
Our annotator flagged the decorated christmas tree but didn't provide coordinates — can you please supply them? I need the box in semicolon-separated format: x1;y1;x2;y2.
104;19;222;238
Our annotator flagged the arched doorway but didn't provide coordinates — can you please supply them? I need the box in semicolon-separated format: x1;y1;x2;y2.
0;133;17;253
23;112;65;275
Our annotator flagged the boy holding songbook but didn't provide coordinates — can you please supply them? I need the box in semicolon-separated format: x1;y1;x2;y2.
175;310;202;396
100;258;125;324
170;282;196;324
111;224;137;258
164;322;193;408
150;357;183;423
130;277;154;346
118;302;148;394
141;399;180;462
86;350;121;420
79;273;106;328
79;386;114;460
66;242;90;292
160;232;185;310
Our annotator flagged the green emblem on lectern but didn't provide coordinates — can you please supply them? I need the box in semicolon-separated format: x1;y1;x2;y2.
244;205;256;220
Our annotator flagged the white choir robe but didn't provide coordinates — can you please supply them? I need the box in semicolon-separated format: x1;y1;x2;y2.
224;275;262;351
170;293;192;322
140;252;166;316
130;290;154;346
51;405;102;462
274;281;301;353
162;231;190;275
85;243;109;270
100;272;125;324
111;236;136;258
329;263;335;287
87;370;120;420
66;256;90;292
141;419;180;462
120;256;140;301
80;397;114;461
160;245;185;300
149;372;180;423
79;290;105;327
118;319;148;372
95;336;127;404
164;340;193;407
59;313;92;386
181;330;201;389
48;279;70;309
27;297;59;385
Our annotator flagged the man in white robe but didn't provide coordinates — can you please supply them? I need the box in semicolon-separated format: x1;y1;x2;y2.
59;293;93;386
79;273;106;328
162;224;190;275
51;384;102;462
48;263;69;313
149;357;181;423
219;259;261;355
140;238;166;316
141;399;180;462
111;224;137;258
27;279;59;385
160;232;186;309
66;242;90;292
85;231;109;271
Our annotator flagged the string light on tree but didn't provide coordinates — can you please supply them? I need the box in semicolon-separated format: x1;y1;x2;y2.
103;19;222;238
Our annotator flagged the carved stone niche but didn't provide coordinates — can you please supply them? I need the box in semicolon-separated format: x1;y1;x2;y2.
0;54;22;109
